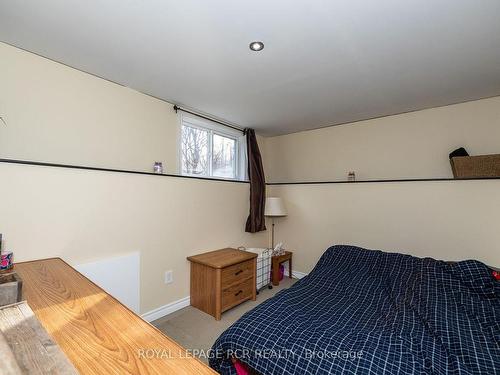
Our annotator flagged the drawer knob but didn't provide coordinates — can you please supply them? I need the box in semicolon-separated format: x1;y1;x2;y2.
234;270;243;276
234;290;243;296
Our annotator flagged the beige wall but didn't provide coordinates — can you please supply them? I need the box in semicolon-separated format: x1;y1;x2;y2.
2;40;499;316
264;96;500;182
0;163;266;313
0;42;179;173
269;181;500;272
0;42;268;314
264;97;500;273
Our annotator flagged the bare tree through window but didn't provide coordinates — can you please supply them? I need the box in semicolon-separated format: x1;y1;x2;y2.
181;125;208;175
181;121;239;179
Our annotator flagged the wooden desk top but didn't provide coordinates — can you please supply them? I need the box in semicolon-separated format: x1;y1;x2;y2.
187;248;257;269
15;258;216;375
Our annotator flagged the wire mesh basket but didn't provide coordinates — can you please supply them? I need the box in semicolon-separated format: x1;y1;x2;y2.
241;247;273;292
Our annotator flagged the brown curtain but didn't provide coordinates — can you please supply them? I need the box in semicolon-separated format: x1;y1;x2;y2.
245;129;266;233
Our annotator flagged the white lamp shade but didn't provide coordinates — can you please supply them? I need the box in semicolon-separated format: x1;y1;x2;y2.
265;197;287;217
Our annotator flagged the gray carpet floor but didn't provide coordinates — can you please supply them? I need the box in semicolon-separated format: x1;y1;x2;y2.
152;277;296;363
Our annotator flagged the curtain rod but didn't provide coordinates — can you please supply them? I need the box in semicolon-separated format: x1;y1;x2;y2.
173;105;245;134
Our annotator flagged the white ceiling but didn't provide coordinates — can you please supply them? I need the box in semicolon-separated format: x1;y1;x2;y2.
1;1;500;136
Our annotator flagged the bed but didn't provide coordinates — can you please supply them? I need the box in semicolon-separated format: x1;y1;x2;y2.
209;245;500;374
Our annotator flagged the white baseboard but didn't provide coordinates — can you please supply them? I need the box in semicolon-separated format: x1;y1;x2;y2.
141;270;308;323
283;268;308;279
291;270;308;279
141;296;190;323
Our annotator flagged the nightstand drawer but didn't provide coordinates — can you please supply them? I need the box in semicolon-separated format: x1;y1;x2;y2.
221;260;253;287
222;278;253;312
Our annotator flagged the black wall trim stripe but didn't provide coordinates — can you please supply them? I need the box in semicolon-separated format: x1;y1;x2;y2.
2;158;499;185
267;176;500;185
0;158;249;184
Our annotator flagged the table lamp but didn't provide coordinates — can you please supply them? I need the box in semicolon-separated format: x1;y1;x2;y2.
264;197;287;249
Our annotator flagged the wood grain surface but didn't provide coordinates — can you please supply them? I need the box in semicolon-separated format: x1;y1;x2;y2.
187;248;257;269
188;249;257;320
221;278;253;312
221;260;254;287
0;330;24;375
0;301;77;374
271;251;293;286
15;258;216;375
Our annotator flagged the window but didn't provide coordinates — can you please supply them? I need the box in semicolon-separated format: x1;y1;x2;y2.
180;114;246;180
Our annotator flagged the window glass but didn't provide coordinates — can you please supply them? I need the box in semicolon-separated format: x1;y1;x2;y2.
180;114;244;180
212;133;236;178
181;125;209;176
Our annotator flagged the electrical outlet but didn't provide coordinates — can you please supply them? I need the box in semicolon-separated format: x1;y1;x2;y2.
164;270;173;284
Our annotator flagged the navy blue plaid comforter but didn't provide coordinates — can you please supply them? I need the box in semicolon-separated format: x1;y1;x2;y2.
210;245;500;374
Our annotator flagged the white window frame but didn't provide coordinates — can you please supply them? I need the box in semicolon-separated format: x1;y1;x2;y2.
179;113;247;181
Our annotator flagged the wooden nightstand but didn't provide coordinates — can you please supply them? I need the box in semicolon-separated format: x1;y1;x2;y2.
272;251;293;286
187;248;257;320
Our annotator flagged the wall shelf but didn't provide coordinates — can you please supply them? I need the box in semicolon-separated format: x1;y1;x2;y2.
0;158;248;184
1;158;499;185
267;177;500;185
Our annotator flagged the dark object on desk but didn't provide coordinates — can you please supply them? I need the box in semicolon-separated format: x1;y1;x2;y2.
0;272;22;307
210;245;500;374
0;252;14;271
449;147;469;159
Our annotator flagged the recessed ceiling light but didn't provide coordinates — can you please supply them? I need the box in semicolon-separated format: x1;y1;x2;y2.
249;41;264;51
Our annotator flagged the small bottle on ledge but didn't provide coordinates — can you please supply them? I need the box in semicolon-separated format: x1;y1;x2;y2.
153;162;164;174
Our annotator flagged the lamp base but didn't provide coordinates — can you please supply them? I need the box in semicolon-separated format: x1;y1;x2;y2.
271;221;275;249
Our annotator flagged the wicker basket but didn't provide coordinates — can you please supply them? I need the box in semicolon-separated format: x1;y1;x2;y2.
450;154;500;178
